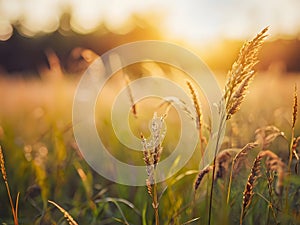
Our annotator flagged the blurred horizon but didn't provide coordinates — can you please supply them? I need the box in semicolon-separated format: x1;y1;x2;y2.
0;0;300;76
1;0;300;41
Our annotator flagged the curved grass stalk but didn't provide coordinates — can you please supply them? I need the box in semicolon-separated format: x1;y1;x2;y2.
48;200;78;225
96;198;130;225
226;143;257;204
95;197;142;218
285;84;298;210
159;170;199;201
208;27;268;225
181;217;201;225
208;112;227;225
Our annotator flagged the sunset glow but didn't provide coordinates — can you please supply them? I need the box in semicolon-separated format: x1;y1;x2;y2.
0;0;299;42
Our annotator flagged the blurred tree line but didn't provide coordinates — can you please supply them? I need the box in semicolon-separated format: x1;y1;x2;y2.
0;13;300;77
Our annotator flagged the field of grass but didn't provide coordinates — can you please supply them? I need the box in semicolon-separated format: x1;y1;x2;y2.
1;29;300;225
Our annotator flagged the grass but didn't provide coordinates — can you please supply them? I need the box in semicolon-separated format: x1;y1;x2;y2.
0;28;300;224
0;146;19;225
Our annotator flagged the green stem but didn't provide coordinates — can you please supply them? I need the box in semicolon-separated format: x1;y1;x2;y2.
208;114;226;225
153;186;159;225
256;192;277;224
152;174;159;225
226;162;234;204
285;128;295;210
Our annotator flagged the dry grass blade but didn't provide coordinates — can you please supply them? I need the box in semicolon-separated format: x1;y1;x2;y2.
48;200;79;225
224;27;268;120
181;217;201;225
240;152;263;224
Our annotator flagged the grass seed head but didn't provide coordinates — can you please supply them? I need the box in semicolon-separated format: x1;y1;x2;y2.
224;27;268;120
0;146;7;182
241;152;263;218
233;143;258;173
194;165;212;191
186;80;203;130
292;83;298;128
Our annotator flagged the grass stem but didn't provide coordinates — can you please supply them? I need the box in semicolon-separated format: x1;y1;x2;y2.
208;113;226;225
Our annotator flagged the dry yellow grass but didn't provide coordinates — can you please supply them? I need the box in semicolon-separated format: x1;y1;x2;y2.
186;80;205;156
48;200;78;225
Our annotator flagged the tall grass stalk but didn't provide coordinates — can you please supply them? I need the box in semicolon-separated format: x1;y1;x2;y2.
240;152;263;225
152;175;159;225
0;146;19;225
186;80;204;156
142;113;166;225
207;112;226;225
208;27;268;225
285;84;298;210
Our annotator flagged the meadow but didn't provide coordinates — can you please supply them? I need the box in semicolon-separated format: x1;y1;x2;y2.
0;28;300;225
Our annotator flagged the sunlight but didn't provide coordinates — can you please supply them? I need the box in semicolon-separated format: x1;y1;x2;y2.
69;0;104;33
19;0;61;35
0;20;13;41
1;0;300;41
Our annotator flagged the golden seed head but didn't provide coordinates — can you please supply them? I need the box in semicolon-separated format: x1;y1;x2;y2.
224;27;268;120
292;84;298;128
241;152;263;217
186;80;203;130
0;146;7;182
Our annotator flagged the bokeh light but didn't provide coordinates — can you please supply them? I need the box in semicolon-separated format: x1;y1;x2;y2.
0;20;13;41
0;0;300;42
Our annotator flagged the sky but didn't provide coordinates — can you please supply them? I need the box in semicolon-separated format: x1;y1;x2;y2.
0;0;300;43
